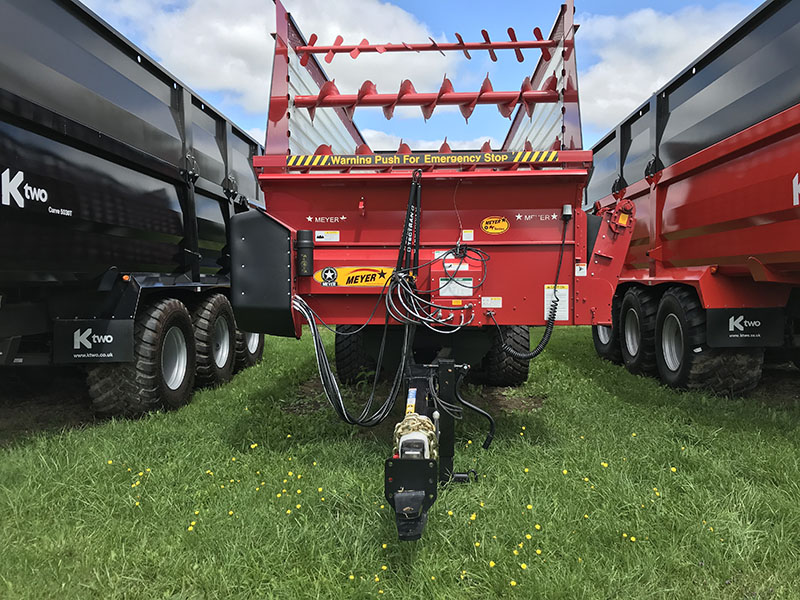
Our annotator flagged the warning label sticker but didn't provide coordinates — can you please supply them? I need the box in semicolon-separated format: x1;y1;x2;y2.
287;151;559;168
439;277;473;297
314;230;340;242
544;284;570;321
313;266;393;287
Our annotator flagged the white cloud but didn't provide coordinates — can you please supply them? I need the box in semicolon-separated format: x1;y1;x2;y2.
361;129;500;151
82;0;459;117
577;3;752;131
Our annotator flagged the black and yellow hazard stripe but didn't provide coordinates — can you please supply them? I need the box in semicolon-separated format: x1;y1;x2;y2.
285;151;559;168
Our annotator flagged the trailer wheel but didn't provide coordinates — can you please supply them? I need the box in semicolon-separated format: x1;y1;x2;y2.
88;298;196;416
335;325;377;384
655;287;763;396
620;287;658;374
592;293;622;364
234;330;265;372
192;294;236;388
482;325;530;387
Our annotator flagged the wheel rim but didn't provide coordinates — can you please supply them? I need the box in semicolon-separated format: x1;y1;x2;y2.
624;308;640;356
597;325;612;345
162;326;188;391
245;332;260;354
662;313;684;372
213;317;231;368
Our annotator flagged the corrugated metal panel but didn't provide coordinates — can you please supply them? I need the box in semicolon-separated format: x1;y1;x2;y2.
288;51;357;155
504;45;564;151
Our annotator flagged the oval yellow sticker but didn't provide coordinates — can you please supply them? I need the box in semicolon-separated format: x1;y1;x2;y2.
481;216;510;235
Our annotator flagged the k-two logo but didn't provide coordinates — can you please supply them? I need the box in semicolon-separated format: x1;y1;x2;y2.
73;328;114;350
1;169;49;208
729;315;761;332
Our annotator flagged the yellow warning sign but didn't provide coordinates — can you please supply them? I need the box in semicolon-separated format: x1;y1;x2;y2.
287;151;559;168
481;216;510;235
313;266;394;287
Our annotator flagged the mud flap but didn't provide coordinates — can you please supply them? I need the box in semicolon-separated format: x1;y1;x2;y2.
230;210;296;337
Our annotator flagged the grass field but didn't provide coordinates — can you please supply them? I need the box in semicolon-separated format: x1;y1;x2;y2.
2;328;800;599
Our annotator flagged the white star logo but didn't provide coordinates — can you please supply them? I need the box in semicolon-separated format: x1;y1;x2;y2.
340;215;347;220
306;216;313;222
516;213;523;221
551;213;558;220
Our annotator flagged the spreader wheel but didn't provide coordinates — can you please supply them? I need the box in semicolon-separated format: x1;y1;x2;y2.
592;293;622;364
234;330;265;372
192;294;236;388
335;325;378;384
88;297;196;416
655;287;763;396
482;325;530;387
619;287;658;374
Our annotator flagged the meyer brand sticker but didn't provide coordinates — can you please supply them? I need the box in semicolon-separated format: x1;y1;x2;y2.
314;230;340;242
287;151;559;168
480;216;510;235
313;266;394;287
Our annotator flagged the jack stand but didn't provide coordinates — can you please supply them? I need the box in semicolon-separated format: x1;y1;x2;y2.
384;357;479;541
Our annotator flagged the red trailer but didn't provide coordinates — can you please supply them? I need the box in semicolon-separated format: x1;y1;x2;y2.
231;0;634;539
586;0;800;395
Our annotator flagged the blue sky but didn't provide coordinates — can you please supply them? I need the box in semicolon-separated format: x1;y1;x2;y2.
84;0;760;149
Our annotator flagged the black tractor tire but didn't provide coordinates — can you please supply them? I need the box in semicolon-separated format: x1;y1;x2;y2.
334;325;377;384
592;293;622;364
619;287;658;374
192;294;236;388
655;286;763;396
482;325;530;387
88;298;196;417
234;330;265;372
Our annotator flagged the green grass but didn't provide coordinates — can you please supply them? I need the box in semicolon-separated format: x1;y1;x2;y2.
2;328;800;599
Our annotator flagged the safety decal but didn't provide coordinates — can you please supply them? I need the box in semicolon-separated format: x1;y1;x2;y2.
480;216;510;235
286;151;559;168
313;266;394;287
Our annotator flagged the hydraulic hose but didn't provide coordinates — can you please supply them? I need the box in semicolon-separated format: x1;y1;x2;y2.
498;214;570;361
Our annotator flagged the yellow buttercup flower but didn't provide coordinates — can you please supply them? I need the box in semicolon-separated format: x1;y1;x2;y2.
525;534;532;540
535;549;542;555
601;462;608;468
534;524;541;530
510;581;517;587
520;563;527;570
489;561;496;568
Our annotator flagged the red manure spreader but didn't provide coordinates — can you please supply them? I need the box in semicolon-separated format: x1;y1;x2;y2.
232;0;635;539
586;0;800;395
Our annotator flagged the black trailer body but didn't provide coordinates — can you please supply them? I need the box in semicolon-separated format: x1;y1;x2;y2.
0;0;265;414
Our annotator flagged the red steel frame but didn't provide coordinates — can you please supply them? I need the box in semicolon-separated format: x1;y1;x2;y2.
596;102;800;310
259;1;635;338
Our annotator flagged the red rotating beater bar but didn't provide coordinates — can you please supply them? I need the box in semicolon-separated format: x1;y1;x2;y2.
295;75;559;122
296;27;554;65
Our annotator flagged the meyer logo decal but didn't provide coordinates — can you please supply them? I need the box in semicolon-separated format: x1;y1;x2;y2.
728;316;761;332
73;328;115;349
1;169;49;208
480;216;510;235
313;266;394;287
